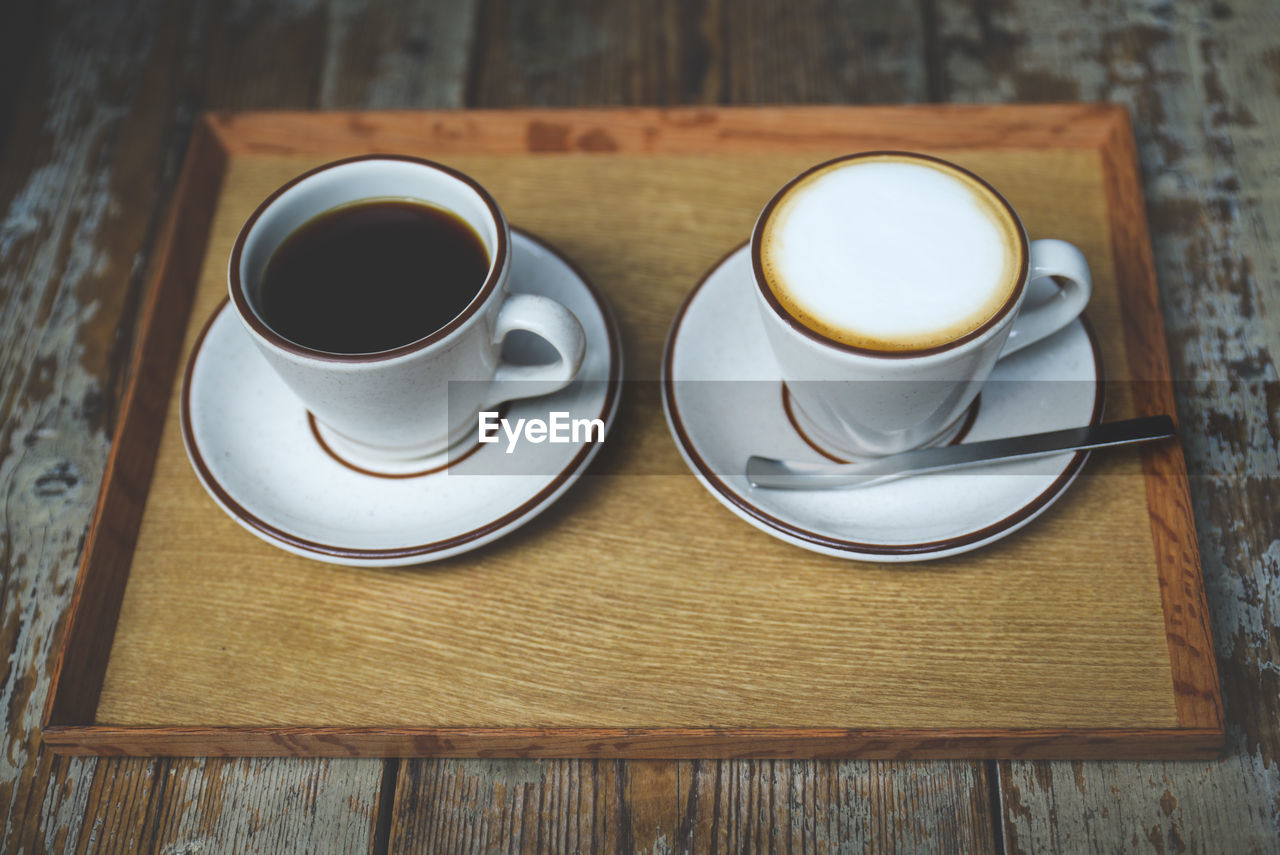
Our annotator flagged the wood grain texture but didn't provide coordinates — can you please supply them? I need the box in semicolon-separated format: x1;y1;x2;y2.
205;103;1119;157
935;0;1280;849
388;759;997;854
39;725;1226;761
40;114;1198;760
465;0;932;106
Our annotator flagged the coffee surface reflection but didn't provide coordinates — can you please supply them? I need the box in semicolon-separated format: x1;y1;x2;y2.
259;199;490;355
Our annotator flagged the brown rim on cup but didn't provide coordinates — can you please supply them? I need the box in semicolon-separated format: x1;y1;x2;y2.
229;153;510;364
749;150;1032;359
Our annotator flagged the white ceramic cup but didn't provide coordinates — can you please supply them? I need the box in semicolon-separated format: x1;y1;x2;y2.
750;151;1092;458
230;155;586;462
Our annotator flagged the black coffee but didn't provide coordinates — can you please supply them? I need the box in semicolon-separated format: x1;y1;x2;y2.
258;200;490;354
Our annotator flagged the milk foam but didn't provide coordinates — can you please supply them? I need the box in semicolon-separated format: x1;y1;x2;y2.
761;156;1021;351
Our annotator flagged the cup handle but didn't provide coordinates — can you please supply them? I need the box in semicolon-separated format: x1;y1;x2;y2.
999;239;1092;358
483;293;586;407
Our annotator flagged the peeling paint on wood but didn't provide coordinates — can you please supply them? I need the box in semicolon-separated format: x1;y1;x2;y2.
390;759;996;854
148;758;384;853
936;0;1280;849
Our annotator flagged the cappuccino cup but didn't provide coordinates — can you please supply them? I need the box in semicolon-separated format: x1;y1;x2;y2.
230;155;586;463
751;151;1092;458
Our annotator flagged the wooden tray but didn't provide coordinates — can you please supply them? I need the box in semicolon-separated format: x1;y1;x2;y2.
42;106;1223;759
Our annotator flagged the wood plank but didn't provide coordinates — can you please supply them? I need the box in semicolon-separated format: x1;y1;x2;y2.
143;758;387;853
36;755;386;855
318;0;477;109
467;0;689;105
934;0;1280;849
388;759;997;854
720;0;931;103
0;4;193;850
0;0;473;851
466;0;932;106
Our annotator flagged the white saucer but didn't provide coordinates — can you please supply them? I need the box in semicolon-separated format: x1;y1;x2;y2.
662;243;1103;562
182;229;621;567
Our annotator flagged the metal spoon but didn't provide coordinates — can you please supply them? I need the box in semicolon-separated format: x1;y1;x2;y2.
747;415;1175;490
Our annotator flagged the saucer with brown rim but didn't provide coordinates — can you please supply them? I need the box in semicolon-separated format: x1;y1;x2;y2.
661;243;1102;562
181;230;621;567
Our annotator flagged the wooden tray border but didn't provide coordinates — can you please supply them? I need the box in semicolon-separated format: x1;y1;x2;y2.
41;105;1223;759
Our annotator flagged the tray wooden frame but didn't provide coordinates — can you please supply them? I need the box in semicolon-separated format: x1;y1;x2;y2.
42;106;1223;758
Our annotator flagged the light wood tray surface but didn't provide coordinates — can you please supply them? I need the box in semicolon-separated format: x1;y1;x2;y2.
42;107;1221;758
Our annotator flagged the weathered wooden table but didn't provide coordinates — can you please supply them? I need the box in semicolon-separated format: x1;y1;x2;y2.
2;0;1276;851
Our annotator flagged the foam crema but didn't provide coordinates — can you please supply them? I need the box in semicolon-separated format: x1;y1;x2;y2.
759;154;1023;352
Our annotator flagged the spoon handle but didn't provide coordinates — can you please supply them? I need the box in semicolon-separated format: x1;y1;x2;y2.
746;415;1176;490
